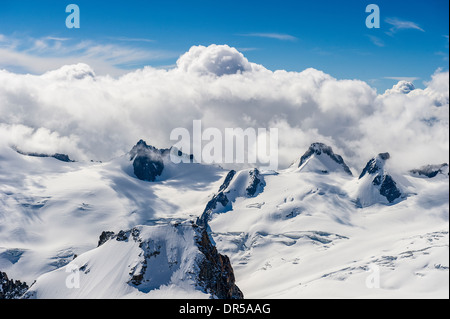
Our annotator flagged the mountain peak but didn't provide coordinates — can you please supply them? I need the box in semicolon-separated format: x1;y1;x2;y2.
357;152;404;206
129;139;165;182
296;142;353;176
359;152;390;179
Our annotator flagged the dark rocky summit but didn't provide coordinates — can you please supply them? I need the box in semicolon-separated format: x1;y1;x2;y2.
246;168;264;197
129;140;166;182
359;152;390;179
298;143;353;176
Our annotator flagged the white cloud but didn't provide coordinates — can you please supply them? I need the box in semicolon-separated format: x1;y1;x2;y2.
176;44;260;76
0;44;448;173
383;80;416;95
385;18;425;34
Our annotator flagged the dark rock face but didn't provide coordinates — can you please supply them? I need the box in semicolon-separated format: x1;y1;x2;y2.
299;143;353;176
410;163;449;178
0;272;29;299
246;168;264;197
98;228;142;245
218;170;236;193
98;231;115;247
195;228;244;299
129;140;166;182
376;175;402;203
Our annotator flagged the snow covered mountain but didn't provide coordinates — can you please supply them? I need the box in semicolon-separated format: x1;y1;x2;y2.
0;141;448;299
289;142;353;176
354;152;407;207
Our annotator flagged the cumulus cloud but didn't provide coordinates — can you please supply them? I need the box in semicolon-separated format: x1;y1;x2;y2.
383;81;416;95
0;44;448;173
176;44;259;76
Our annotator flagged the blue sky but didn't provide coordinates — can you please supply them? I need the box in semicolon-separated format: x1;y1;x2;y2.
0;0;448;92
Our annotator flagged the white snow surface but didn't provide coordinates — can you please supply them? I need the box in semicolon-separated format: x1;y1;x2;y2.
0;142;448;298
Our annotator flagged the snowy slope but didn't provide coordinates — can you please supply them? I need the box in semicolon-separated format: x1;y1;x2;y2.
0;141;448;299
207;144;449;298
23;223;239;299
0;141;227;288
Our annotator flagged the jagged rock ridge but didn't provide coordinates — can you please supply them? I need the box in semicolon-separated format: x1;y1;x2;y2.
197;168;265;226
410;163;449;178
0;271;29;299
14;148;74;162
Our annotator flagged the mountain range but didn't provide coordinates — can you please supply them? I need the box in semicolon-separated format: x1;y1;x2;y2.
0;140;448;298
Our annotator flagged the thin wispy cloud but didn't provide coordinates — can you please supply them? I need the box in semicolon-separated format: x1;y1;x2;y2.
384;76;420;82
367;35;385;47
107;36;155;43
0;34;175;76
385;17;425;35
44;36;70;41
237;47;259;52
239;33;298;41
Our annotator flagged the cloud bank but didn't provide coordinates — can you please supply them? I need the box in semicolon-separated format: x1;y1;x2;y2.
0;44;448;172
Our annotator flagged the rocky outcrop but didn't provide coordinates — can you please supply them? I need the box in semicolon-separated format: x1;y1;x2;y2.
410;163;449;178
246;168;264;197
197;168;266;226
97;231;115;247
0;271;29;299
129;140;166;182
14;148;74;162
194;227;244;299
